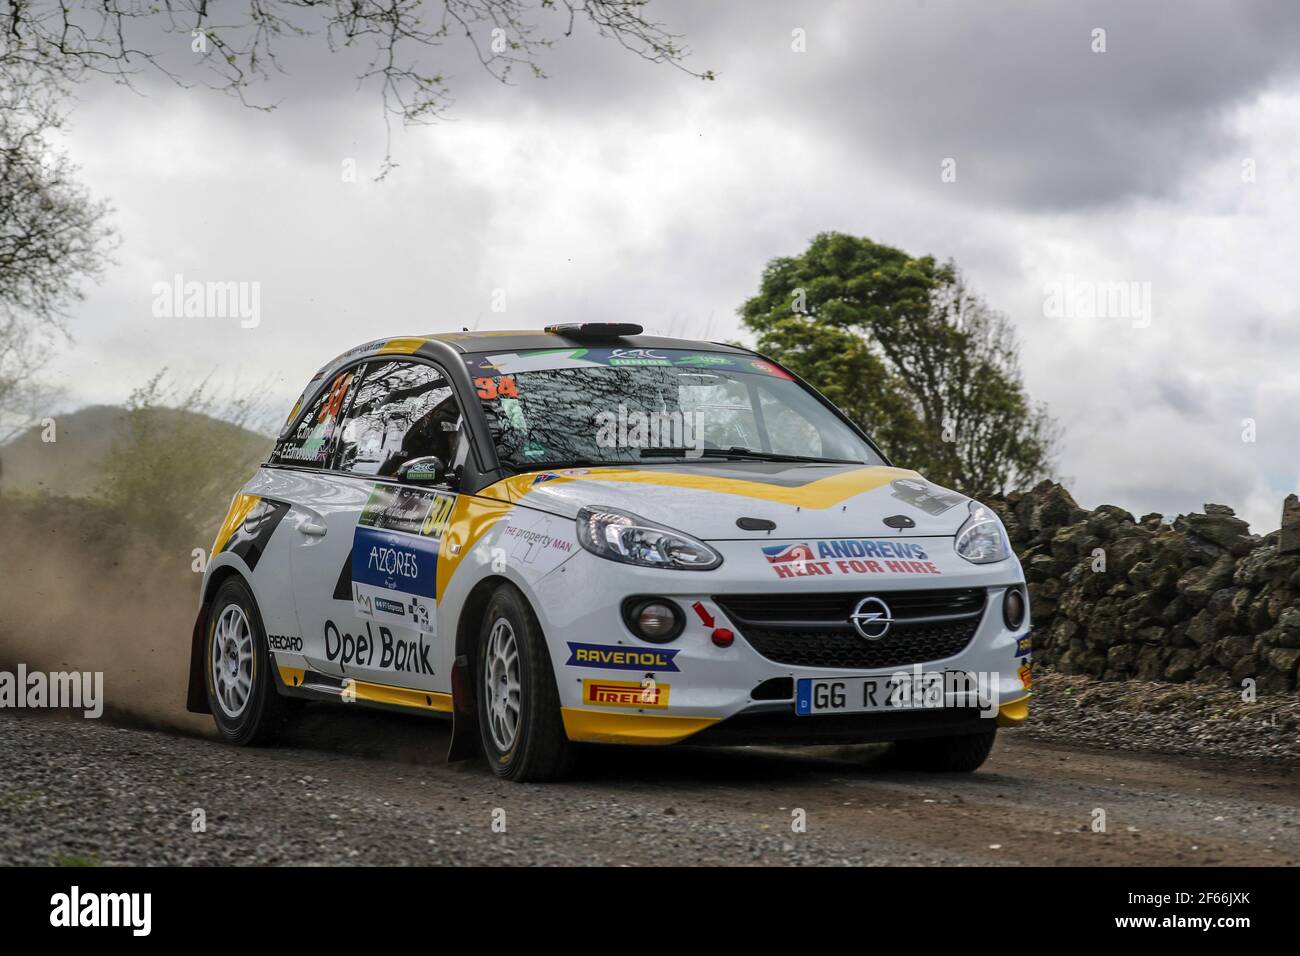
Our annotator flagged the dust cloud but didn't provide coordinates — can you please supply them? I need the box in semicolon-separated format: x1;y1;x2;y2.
0;500;210;735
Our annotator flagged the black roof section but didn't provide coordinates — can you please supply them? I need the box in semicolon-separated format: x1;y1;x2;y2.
423;329;756;356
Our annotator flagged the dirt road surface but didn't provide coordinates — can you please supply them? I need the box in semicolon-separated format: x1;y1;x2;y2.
1;707;1295;866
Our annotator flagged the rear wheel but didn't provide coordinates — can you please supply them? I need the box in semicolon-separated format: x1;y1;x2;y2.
476;584;575;782
889;728;997;772
205;577;294;745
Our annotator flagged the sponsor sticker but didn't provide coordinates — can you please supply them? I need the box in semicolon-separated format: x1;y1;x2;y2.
565;642;680;672
403;463;442;483
1018;660;1033;689
324;619;436;676
763;539;942;578
463;348;791;379
583;678;670;708
359;485;455;539
673;353;734;367
608;348;671;367
763;542;815;565
267;634;304;653
352;526;438;635
1015;635;1032;658
500;510;578;576
350;484;455;634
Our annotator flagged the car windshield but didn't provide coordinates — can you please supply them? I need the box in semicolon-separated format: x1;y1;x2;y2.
464;346;882;470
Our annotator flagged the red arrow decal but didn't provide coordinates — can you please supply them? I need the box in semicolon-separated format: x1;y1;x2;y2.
691;601;715;628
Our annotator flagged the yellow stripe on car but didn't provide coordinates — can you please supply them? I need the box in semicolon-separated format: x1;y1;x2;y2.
483;465;922;509
350;679;453;713
435;495;513;600
375;337;428;355
212;493;261;555
560;708;720;744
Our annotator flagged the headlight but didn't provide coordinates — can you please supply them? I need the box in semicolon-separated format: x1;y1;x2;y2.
576;507;723;571
954;501;1011;564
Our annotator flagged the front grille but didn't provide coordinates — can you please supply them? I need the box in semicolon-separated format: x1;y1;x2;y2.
713;588;987;670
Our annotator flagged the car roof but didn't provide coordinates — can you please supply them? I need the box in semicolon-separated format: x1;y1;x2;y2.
301;330;759;404
422;329;755;355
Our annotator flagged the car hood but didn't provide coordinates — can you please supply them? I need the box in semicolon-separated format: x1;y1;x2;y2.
483;463;975;540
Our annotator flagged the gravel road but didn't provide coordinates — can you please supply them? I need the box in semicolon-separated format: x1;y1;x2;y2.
1;706;1295;866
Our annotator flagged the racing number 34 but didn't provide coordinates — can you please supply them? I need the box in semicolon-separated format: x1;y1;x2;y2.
474;376;518;400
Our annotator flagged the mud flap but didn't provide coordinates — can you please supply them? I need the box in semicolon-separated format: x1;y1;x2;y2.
446;653;479;761
186;602;212;714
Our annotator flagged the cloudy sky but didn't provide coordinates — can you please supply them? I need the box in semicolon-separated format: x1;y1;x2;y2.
46;0;1300;532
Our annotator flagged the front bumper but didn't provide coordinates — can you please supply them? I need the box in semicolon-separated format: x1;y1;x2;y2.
533;543;1032;746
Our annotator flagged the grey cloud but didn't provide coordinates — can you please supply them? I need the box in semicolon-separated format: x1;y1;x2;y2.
520;0;1300;212
68;0;1300;212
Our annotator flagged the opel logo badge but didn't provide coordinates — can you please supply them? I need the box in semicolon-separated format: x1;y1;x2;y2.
850;596;893;641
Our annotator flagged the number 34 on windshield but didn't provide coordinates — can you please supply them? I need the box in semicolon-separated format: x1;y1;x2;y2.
475;376;518;400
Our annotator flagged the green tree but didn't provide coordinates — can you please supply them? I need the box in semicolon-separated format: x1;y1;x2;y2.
740;232;1058;496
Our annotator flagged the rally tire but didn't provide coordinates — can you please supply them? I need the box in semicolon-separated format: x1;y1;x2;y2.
889;728;997;772
205;577;295;746
475;583;576;782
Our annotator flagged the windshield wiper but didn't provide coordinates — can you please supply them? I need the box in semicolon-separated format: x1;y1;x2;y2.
501;457;626;473
637;446;862;465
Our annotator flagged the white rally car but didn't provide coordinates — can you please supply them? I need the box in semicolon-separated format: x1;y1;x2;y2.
187;324;1031;781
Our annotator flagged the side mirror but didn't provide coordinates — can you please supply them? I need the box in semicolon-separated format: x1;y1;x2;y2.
396;455;446;485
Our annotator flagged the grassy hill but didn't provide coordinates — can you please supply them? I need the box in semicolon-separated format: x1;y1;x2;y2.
0;405;273;500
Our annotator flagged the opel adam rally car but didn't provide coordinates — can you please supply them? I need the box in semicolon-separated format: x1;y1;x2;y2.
187;324;1031;781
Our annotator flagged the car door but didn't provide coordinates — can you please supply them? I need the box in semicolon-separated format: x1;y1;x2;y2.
287;358;466;694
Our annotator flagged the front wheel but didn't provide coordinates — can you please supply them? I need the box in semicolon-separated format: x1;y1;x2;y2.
205;577;295;745
889;728;997;772
475;584;576;782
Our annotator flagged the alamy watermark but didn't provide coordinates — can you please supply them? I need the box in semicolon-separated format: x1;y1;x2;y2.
50;886;151;936
1043;275;1152;328
595;405;706;457
151;273;261;328
883;665;1001;718
0;666;104;718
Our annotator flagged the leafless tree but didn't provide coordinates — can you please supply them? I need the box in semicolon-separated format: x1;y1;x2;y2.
0;1;706;438
0;61;114;437
0;1;711;173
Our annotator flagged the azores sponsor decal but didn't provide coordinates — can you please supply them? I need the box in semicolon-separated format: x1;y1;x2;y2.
349;484;456;635
888;478;965;516
582;678;670;709
1015;635;1033;658
324;619;435;676
763;539;942;578
219;498;289;571
352;526;438;635
565;642;680;672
